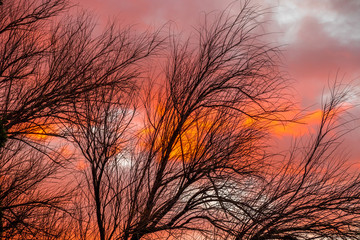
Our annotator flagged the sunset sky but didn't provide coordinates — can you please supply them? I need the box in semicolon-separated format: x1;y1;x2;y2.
3;1;360;238
77;0;360;160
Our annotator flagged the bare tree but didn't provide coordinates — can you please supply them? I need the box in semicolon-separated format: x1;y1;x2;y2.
67;1;360;239
64;87;135;240
2;0;360;239
0;139;73;239
0;0;161;238
66;1;293;239
0;0;160;144
121;2;291;239
205;85;360;240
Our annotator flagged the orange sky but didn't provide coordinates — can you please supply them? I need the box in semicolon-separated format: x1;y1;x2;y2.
75;0;360;162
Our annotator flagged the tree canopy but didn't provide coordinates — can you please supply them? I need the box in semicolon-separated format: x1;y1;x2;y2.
1;0;359;239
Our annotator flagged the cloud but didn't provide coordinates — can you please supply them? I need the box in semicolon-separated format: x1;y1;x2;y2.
264;0;360;106
76;0;235;30
269;0;360;44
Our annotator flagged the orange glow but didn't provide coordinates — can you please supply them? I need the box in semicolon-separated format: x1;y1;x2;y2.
271;110;323;137
29;125;56;140
139;108;226;162
168;118;213;162
76;159;88;170
241;109;327;137
140;121;212;162
9;122;58;140
242;116;256;127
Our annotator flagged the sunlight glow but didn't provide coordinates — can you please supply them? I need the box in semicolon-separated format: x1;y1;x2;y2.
271;110;323;137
